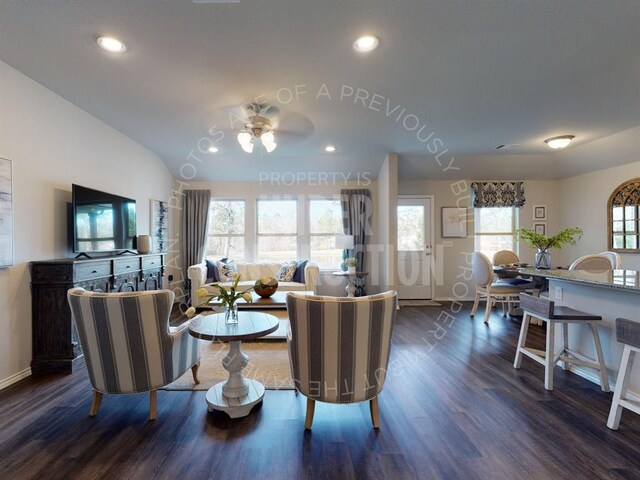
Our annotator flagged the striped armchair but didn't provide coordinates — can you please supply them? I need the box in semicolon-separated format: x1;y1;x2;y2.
67;288;202;420
286;291;398;429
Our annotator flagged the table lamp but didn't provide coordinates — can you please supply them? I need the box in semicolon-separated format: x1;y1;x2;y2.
334;235;354;271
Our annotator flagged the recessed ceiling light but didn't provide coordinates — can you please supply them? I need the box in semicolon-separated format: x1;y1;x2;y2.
325;145;336;153
208;146;219;153
544;135;575;149
96;36;127;53
353;35;379;53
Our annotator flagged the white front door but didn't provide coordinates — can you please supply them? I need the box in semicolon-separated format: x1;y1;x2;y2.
396;196;433;300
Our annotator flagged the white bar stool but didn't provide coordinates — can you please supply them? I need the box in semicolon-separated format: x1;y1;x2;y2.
513;293;610;392
607;318;640;430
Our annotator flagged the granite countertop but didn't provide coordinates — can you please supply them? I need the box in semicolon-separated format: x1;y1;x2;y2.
518;268;640;293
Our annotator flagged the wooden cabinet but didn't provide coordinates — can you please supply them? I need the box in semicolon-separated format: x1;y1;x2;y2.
30;254;165;374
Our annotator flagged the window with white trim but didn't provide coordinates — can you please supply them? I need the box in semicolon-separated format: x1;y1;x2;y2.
309;198;343;269
206;200;245;262
474;207;518;260
256;199;298;262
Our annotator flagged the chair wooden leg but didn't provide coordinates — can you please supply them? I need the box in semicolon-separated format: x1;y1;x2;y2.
369;396;380;429
191;361;201;384
562;323;570;371
544;321;556;391
607;346;635;430
89;390;103;417
590;322;610;392
514;313;531;369
483;296;492;323
149;390;157;421
470;290;481;317
304;398;315;430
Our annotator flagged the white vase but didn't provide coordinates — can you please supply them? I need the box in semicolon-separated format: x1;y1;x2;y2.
137;235;152;254
347;266;356;274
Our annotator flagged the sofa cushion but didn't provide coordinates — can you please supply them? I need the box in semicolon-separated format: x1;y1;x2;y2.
293;260;308;283
217;259;237;282
276;261;298;281
205;259;220;282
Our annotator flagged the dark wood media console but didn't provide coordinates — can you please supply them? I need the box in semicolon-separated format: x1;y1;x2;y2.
30;253;165;374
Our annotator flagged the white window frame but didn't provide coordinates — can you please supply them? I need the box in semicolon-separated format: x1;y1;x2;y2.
255;197;300;262
308;195;344;270
206;198;246;261
474;207;519;257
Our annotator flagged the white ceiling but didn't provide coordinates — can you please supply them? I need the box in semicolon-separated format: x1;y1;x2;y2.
1;0;639;181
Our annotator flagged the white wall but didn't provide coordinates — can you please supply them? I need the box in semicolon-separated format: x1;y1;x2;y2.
0;60;175;388
376;154;398;293
559;160;640;270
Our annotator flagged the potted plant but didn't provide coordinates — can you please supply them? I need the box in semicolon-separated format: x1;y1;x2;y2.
516;227;583;269
345;257;358;274
186;272;253;324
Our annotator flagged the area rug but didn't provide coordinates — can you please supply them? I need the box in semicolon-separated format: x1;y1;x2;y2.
398;300;442;307
162;341;294;391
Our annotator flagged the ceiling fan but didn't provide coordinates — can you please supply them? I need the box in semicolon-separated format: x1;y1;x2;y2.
220;102;315;154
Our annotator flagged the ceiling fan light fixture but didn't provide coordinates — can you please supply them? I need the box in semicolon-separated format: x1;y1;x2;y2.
545;135;575;149
240;138;254;153
96;36;127;53
325;145;336;153
264;141;277;153
354;35;379;53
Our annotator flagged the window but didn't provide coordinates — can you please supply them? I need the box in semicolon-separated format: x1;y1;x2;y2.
309;198;344;268
474;207;518;259
206;200;245;261
608;178;640;252
257;199;297;262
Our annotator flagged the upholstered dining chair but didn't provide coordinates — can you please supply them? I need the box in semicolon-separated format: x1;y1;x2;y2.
67;288;202;420
599;251;623;269
569;254;613;271
286;291;398;430
493;250;520;266
470;252;523;323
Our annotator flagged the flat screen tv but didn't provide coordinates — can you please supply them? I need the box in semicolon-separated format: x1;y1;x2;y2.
72;184;136;254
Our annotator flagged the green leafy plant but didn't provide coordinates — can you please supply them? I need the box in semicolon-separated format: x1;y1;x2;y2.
516;227;583;252
185;272;253;317
345;257;358;267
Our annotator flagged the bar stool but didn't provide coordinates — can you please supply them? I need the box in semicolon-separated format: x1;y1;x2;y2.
607;318;640;430
513;293;610;392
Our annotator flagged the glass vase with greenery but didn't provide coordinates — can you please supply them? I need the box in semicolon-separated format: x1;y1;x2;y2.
185;272;253;324
516;227;583;269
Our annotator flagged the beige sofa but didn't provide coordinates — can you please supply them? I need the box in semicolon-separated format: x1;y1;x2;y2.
187;261;320;307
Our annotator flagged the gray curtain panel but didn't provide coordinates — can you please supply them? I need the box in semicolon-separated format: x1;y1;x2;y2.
341;189;372;296
182;189;211;300
471;181;525;208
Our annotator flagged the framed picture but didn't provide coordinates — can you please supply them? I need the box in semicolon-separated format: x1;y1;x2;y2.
0;158;13;268
441;207;467;238
150;199;168;253
534;223;546;236
533;205;547;221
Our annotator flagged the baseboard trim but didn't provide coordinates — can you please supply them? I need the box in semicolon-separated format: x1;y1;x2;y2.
0;368;32;391
434;297;476;302
568;365;640;403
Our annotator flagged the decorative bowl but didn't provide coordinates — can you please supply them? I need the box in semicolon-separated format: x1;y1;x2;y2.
254;276;279;298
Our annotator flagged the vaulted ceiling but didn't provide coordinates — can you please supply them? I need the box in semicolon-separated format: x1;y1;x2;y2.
1;0;639;181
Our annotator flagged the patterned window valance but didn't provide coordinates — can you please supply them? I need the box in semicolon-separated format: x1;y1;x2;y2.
471;181;526;208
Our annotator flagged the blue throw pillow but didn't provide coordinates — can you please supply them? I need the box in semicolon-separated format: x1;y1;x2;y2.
205;259;219;283
293;260;308;283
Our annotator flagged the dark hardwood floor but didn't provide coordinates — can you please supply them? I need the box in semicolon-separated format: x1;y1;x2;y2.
2;303;640;480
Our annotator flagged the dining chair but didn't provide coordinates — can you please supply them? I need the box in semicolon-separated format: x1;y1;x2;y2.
599;251;623;269
286;291;397;430
67;288;202;420
493;250;520;266
470;252;523;323
607;318;640;430
569;254;613;271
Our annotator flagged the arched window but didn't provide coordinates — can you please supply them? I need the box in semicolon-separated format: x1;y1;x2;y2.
608;178;640;252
